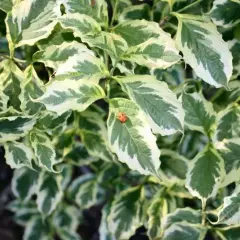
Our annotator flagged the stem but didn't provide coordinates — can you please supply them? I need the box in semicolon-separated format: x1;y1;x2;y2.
110;0;119;27
110;59;119;76
202;199;207;226
176;0;202;13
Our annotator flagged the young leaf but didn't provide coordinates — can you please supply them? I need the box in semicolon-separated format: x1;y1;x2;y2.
186;146;225;200
107;98;161;176
215;105;240;141
182;91;216;135
12;167;38;201
174;13;232;88
108;186;144;240
216;138;240;187
210;0;240;28
34;79;105;115
36;171;63;216
162;223;206;240
61;0;108;26
68;174;99;209
0;115;36;143
23;217;51;240
4;141;33;169
20;65;44;115
29;130;57;172
217;185;240;225
118;75;184;135
162;207;202;230
6;0;60;47
33;42;92;69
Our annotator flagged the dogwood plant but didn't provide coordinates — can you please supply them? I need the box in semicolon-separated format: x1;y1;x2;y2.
0;0;240;239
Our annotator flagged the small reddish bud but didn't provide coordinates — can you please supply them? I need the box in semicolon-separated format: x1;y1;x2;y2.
117;112;128;123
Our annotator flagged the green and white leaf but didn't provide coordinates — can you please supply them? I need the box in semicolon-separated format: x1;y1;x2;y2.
6;0;61;47
33;41;92;69
107;98;160;175
182;91;216;135
12;167;38;201
0;84;9;113
0;0;20;13
81;130;114;162
4;141;33;169
210;0;240;28
228;40;240;78
122;38;181;69
147;197;166;240
68;174;99;209
174;13;233;88
36;171;63;216
64;143;98;166
54;52;109;82
162;223;207;240
108;186;144;240
20;65;44;115
23;217;51;240
0;59;24;110
215;138;240;187
118;75;184;135
57;229;81;240
29;130;57;172
61;0;108;26
119;3;150;22
85;32;128;61
217;185;240;225
0;115;36;143
214;105;240;141
186;146;225;200
162;207;202;230
34;79;105;115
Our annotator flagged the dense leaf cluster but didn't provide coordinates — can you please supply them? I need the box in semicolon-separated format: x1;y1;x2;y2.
0;0;240;239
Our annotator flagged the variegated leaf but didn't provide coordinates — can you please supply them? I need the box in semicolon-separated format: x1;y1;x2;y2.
122;38;181;69
162;223;206;240
29;130;57;172
33;41;92;69
68;174;99;209
118;75;184;135
215;105;240;141
0;0;20;12
12;167;38;201
119;3;150;22
54;52;109;82
182;91;216;135
110;0;132;21
216;138;240;187
23;217;51;240
186;146;225;200
108;186;144;240
4;141;33;169
162;207;202;230
20;65;44;115
0;84;9;113
64;143;98;166
210;0;240;28
0;115;36;143
57;229;81;240
34;79;105;115
174;13;233;88
0;59;24;110
6;0;60;47
228;40;240;78
217;185;240;225
61;0;108;26
36;171;63;216
107;98;160;176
